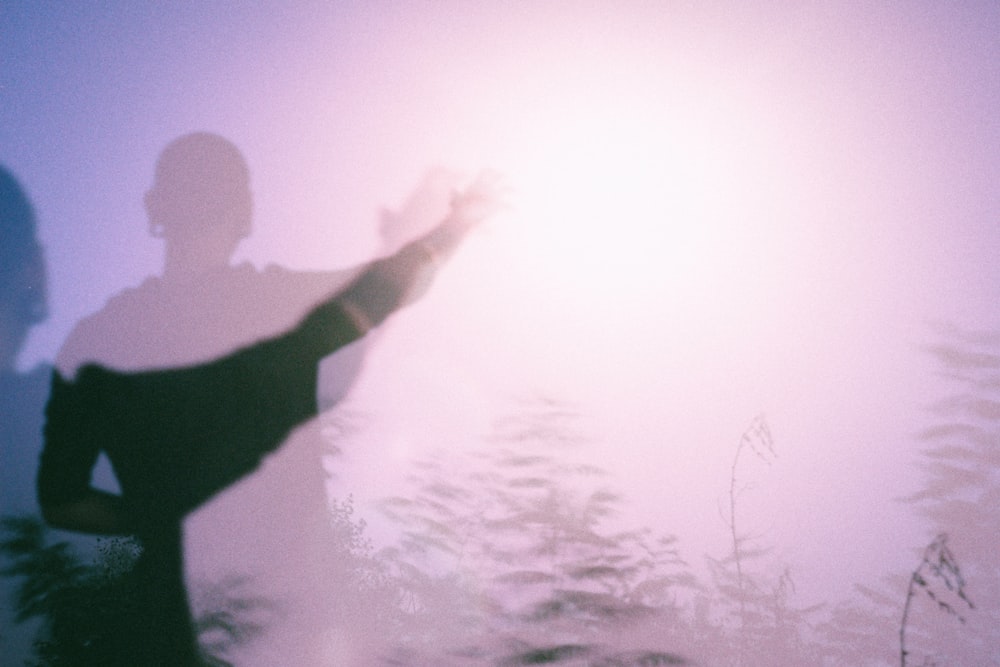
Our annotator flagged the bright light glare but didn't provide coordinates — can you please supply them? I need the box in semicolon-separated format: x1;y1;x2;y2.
485;89;781;330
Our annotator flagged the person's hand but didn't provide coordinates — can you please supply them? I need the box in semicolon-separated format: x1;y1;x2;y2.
448;170;509;231
378;167;465;253
414;170;509;262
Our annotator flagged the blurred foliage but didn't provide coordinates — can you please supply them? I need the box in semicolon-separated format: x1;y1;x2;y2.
193;575;272;667
9;340;1000;666
692;416;824;667
0;515;270;666
898;324;1000;665
376;397;698;664
811;581;900;667
1;515;141;666
373;397;964;666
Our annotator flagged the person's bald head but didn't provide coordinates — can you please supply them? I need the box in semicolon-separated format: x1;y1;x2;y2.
145;132;253;243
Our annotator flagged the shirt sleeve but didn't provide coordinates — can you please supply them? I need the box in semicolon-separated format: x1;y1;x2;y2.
37;370;102;507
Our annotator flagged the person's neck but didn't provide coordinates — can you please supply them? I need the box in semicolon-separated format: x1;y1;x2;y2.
162;244;234;285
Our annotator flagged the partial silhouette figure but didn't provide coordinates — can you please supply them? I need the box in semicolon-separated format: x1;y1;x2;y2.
0;165;50;666
36;133;501;665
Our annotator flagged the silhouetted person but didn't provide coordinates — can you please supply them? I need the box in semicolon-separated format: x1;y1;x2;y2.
36;133;500;664
0;165;51;665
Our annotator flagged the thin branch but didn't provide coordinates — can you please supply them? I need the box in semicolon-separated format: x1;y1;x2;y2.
899;533;974;667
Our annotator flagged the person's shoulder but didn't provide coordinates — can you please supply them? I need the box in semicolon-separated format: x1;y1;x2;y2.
75;277;163;333
256;262;359;300
55;278;162;377
234;261;331;291
100;276;164;312
55;316;107;378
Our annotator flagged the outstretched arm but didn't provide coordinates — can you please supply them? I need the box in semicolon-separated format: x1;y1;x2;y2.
36;173;504;536
335;171;504;334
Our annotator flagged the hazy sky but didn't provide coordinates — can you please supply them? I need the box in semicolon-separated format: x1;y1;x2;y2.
3;0;999;632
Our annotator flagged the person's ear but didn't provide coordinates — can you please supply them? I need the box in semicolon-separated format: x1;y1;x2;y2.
144;189;166;238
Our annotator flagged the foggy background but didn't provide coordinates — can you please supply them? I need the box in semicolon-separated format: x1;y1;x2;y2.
3;2;999;665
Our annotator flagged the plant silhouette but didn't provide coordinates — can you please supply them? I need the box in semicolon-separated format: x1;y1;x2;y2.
899;533;973;667
0;516;282;666
901;323;1000;664
377;396;693;665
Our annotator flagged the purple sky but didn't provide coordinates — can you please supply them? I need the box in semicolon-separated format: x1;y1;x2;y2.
3;1;999;662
